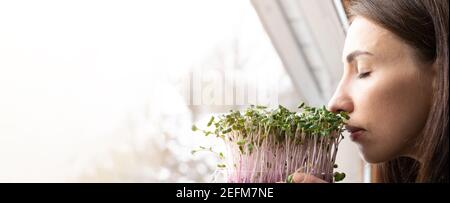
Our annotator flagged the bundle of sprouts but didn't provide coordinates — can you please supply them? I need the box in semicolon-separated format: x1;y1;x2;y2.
192;102;348;183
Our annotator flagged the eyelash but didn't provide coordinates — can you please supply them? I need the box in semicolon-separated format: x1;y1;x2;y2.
358;71;371;79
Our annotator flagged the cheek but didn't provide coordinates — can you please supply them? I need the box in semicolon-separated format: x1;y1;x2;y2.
352;69;432;162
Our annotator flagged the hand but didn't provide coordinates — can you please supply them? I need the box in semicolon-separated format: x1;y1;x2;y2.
291;172;328;183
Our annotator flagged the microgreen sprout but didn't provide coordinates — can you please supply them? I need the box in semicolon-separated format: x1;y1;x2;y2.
192;102;349;183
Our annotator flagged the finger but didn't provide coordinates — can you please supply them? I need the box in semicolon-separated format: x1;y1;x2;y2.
292;173;327;183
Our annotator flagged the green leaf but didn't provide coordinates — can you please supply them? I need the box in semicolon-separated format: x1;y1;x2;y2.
207;116;215;127
286;174;294;183
222;128;232;134
191;124;198;131
339;112;350;120
217;164;226;168
237;140;246;146
334;172;346;182
297;102;305;109
247;143;254;153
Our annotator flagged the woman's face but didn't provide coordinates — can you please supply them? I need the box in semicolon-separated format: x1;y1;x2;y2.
328;17;435;163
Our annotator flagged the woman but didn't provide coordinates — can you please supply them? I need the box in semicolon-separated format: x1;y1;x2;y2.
293;0;448;183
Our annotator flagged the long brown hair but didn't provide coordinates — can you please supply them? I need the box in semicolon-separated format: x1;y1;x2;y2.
347;0;448;183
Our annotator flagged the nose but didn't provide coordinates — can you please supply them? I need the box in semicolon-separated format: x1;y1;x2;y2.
327;82;354;114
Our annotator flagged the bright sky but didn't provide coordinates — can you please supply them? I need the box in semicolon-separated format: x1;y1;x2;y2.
0;0;270;181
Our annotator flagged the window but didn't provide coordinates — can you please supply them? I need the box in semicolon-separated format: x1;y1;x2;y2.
0;0;363;182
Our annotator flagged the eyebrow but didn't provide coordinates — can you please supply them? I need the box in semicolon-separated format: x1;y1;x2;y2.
345;50;374;63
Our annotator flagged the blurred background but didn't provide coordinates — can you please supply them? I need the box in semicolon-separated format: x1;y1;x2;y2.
0;0;367;182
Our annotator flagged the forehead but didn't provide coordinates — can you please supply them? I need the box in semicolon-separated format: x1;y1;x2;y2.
342;17;405;62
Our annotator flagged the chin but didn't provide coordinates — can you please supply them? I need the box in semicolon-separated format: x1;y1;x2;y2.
359;150;389;164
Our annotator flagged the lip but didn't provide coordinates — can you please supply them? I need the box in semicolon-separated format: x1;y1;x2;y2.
345;125;366;142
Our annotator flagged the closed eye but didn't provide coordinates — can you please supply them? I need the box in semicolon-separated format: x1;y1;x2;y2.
358;71;371;79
